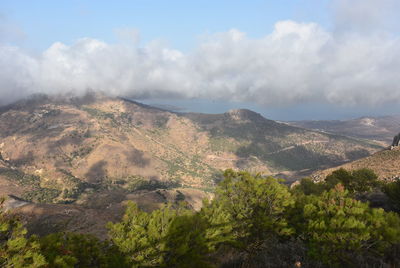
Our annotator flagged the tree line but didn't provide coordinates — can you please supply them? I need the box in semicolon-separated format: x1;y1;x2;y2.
1;168;400;267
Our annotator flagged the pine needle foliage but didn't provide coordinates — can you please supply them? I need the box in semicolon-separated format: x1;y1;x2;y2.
211;169;295;252
296;185;400;266
0;197;47;268
40;232;128;267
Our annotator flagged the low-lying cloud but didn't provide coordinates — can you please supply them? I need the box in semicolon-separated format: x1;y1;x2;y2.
1;3;400;107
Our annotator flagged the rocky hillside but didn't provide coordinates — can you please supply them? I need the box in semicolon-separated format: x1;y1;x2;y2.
289;116;400;145
0;93;386;236
0;93;383;203
312;146;400;182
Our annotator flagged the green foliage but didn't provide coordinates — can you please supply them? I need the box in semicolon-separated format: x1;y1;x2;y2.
22;188;61;203
108;202;184;267
0;168;61;203
1;167;399;267
295;185;400;266
163;214;214;268
109;176;181;192
0;168;41;187
199;199;234;252
81;107;115;121
209;137;240;152
108;201;219;267
382;180;400;212
292;177;326;196
40;232;128;268
325;168;379;193
0;198;47;267
210;169;294;252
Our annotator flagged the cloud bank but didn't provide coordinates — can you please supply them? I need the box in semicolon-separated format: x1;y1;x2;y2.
1;1;400;107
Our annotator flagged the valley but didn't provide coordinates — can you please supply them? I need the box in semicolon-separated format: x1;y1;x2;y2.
0;93;386;236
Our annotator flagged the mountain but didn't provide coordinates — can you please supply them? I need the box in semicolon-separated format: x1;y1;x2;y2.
0;93;384;236
288;116;400;145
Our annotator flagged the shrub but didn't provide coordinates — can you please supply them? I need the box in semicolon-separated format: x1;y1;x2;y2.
292;177;326;196
108;202;186;267
209;169;295;252
40;232;127;267
296;185;400;266
325;168;379;193
382;180;400;212
0;197;47;267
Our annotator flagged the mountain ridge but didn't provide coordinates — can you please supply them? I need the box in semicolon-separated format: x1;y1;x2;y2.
0;93;386;237
0;93;383;191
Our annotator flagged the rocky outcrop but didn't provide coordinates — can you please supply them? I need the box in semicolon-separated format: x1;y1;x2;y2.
391;133;400;147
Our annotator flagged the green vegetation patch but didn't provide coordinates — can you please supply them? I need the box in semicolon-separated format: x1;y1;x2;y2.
161;156;217;187
22;188;61;204
0;168;62;203
81;107;115;121
55;169;98;203
108;175;181;192
0;168;41;187
209;137;241;152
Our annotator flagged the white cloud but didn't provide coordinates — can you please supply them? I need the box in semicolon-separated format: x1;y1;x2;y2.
332;0;400;34
0;12;400;107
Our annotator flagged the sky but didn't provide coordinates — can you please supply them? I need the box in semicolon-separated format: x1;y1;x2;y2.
0;0;400;120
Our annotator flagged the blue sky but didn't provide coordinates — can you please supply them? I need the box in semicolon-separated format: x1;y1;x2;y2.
1;0;400;120
2;0;330;50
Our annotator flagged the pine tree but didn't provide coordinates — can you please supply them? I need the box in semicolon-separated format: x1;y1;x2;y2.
210;169;295;252
325;168;379;193
163;213;213;268
382;180;400;212
40;232;128;267
297;185;400;265
107;202;188;267
0;197;47;268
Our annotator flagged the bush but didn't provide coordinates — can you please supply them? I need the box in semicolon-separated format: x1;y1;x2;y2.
40;232;128;267
292;177;326;196
295;185;400;266
163;214;213;268
108;202;186;267
382;180;400;212
0;197;47;267
325;168;379;193
208;169;295;253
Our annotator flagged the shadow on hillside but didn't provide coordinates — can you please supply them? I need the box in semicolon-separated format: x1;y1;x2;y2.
85;160;108;183
124;149;150;168
235;142;340;172
345;149;370;160
9;151;35;166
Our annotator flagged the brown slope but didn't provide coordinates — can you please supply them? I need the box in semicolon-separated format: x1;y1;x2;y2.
0;93;386;237
312;146;400;181
0;93;384;199
184;109;383;181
